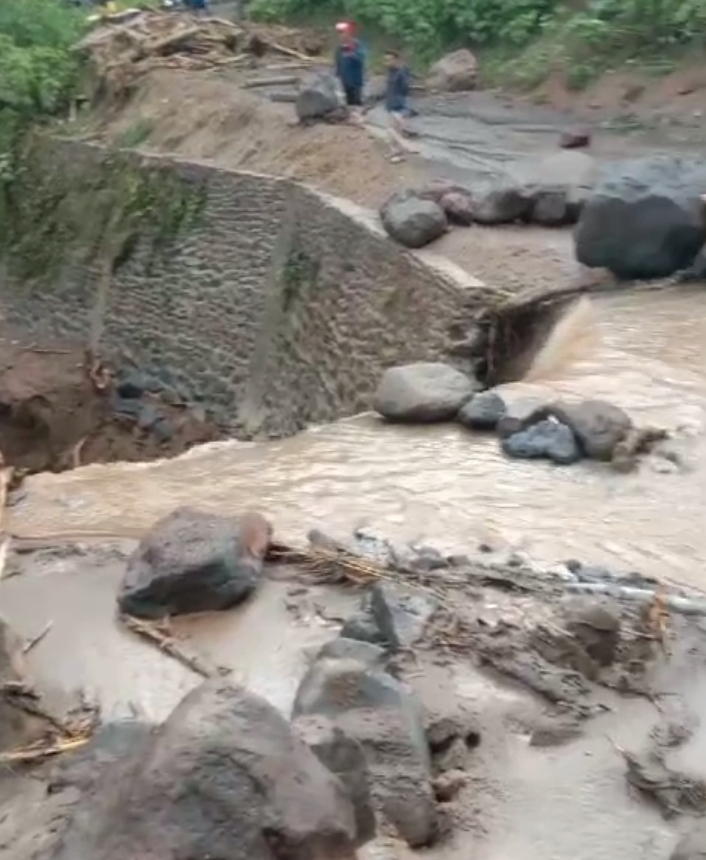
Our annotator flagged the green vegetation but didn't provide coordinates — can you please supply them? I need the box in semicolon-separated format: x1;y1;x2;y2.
0;0;85;153
250;0;706;87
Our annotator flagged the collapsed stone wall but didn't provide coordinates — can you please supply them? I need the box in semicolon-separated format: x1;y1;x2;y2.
0;137;496;436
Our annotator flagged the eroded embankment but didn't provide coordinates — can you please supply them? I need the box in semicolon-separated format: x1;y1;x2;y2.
0;135;568;472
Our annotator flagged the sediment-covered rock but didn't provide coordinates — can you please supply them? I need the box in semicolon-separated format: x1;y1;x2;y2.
53;681;358;860
575;156;706;279
457;390;506;430
373;362;476;423
369;582;438;651
293;651;437;847
427;49;477;92
293;714;376;845
296;72;345;123
117;507;271;618
502;419;581;465
380;192;447;248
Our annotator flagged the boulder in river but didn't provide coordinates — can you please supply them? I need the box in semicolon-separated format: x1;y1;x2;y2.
457;390;506;430
427;49;477;92
575;155;706;279
118;507;272;618
296;72;345;123
293;650;437;847
373;362;477;423
380;192;447;248
502;419;581;466
53;681;358;860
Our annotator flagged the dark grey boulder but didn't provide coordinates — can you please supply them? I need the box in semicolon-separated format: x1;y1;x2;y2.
118;508;271;618
560;127;591;149
317;637;388;668
457;391;506;430
339;612;387;646
575;156;706;279
502;419;581;466
373;362;477;423
676;245;706;282
293;714;376;845
471;184;532;225
296;72;345;123
293;655;437;847
370;582;438;652
547;400;631;460
380;192;447;248
530;186;570;226
52;681;358;860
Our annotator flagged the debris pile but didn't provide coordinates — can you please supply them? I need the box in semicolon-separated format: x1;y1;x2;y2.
74;11;324;104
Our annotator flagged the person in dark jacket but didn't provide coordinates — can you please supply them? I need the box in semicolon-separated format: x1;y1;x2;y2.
384;50;413;161
334;21;365;122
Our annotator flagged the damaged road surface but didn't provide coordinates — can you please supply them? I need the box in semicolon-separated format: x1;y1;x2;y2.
2;522;706;860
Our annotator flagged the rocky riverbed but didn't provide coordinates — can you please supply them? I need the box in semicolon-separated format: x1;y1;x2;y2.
1;517;706;860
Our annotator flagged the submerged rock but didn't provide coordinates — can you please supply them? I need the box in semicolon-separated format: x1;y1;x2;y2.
380;192;447;248
575;156;706;279
502;419;581;465
427;49;477;92
118;508;271;618
293;652;437;847
457;390;506;430
373;362;476;423
53;681;358;860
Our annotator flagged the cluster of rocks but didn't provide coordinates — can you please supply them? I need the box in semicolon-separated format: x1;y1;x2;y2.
373;362;664;471
380;151;597;249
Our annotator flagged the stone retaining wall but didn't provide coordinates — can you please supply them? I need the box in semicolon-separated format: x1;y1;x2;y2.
0;138;495;436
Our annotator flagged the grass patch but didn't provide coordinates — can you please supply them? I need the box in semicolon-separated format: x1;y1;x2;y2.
116;119;155;149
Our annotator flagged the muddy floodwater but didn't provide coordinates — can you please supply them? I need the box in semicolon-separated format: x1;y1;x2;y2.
2;285;706;860
10;286;706;587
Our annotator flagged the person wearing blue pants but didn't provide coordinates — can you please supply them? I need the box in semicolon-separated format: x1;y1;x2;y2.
334;21;365;124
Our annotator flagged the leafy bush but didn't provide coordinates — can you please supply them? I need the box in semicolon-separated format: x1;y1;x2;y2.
250;0;557;57
0;0;84;149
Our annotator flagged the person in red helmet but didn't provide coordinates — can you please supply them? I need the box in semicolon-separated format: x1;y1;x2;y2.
334;20;365;123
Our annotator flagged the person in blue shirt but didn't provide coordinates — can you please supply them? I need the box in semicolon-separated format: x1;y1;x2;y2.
384;50;413;162
334;21;365;122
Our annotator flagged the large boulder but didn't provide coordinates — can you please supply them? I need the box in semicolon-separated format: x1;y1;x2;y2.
525;150;599;224
427;49;477;92
296;72;345;123
516;400;632;461
471;183;532;225
380;192;447;248
373;362;477;423
118;508;272;618
575;156;706;279
293;653;437;847
53;681;358;860
457;391;506;430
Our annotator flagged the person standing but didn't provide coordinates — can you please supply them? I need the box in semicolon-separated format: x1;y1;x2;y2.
334;21;365;123
384;49;413;162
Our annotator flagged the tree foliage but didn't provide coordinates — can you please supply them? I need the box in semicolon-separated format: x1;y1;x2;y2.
250;0;706;62
0;0;84;149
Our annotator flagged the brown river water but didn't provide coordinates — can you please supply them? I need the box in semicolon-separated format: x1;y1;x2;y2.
9;285;706;588
1;283;705;860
